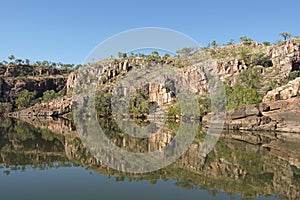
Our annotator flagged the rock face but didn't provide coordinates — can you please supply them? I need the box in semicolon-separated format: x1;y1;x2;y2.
9;97;72;118
203;98;300;133
0;76;67;103
9;39;300;132
263;77;300;102
0;64;68;77
0;64;69;104
266;39;300;78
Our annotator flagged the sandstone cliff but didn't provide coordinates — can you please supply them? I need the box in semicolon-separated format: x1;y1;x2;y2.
8;38;300;133
0;64;69;108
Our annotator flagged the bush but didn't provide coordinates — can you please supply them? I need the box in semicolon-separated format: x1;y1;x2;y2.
198;94;211;115
245;52;272;67
0;102;12;113
16;90;36;109
289;70;300;80
226;84;262;109
95;90;112;117
129;90;151;116
41;89;64;102
225;67;263;109
167;102;181;117
262;41;271;46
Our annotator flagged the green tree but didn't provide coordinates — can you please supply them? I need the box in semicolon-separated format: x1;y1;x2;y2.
238;67;262;89
167;101;181;117
25;59;30;65
163;53;170;58
15;59;23;65
262;41;271;46
16;90;36;109
8;55;15;63
245;52;272;68
117;52;127;58
51;62;57;68
0;102;12;113
227;39;234;45
198;94;211;115
35;61;42;67
289;70;300;80
41;60;49;67
129;90;151;116
240;36;253;44
225;67;263;109
95;90;112;116
211;40;218;48
280;32;292;40
138;53;145;58
41;90;63;102
151;51;159;57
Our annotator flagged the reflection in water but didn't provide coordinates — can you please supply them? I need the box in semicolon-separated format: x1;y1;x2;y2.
0;117;300;199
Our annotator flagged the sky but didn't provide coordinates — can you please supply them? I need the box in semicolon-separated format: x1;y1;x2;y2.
0;0;299;65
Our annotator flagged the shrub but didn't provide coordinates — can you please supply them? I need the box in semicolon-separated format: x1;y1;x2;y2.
289;70;300;80
95;90;112;117
244;52;272;67
198;94;211;115
129;90;151;116
225;67;263;109
262;41;271;46
16;90;36;109
41;89;64;103
167;101;181;117
0;102;12;113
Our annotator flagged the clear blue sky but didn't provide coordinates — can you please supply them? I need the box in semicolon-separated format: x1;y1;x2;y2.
0;0;299;64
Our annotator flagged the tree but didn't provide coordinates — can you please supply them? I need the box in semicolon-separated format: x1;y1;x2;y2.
51;62;57;68
138;53;145;58
25;59;30;65
225;67;263;109
8;55;15;62
176;47;195;57
262;41;271;46
227;39;234;45
16;90;36;109
280;32;292;40
163;53;170;58
15;59;23;65
211;40;218;48
240;36;253;44
151;51;159;57
238;67;262;89
41;90;57;102
117;52;127;58
35;61;42;67
41;60;49;67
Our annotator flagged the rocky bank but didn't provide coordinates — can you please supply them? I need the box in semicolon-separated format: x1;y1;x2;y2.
7;38;300;133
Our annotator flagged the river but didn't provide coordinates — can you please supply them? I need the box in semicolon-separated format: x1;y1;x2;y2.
0;117;299;200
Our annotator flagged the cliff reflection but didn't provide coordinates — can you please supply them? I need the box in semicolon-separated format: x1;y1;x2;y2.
1;117;300;200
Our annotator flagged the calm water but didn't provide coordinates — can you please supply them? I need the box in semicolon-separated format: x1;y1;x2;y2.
0;118;299;200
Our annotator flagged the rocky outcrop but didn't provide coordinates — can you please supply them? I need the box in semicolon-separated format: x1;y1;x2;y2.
0;64;69;104
266;39;300;78
8;97;72;117
263;77;300;102
0;76;67;103
204;98;300;133
9;39;300;130
0;64;68;77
